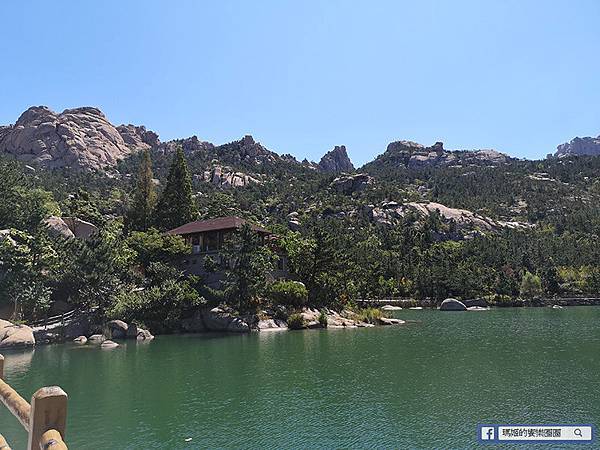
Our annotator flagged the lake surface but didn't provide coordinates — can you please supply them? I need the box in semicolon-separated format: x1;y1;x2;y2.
1;307;599;449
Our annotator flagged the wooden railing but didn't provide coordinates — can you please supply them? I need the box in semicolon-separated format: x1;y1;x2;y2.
0;354;68;450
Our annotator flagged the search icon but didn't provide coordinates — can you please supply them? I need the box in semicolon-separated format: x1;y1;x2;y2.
574;428;583;437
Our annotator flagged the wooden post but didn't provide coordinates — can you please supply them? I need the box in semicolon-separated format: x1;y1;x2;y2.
0;354;4;380
27;387;67;450
40;430;67;450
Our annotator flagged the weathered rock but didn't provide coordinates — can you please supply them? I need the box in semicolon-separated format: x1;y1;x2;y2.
331;173;373;195
44;216;76;239
0;106;153;170
366;140;509;171
439;298;467;311
257;319;287;331
62;217;98;239
73;336;87;344
33;330;61;345
467;306;489;311
182;308;251;333
199;165;260;188
126;323;138;339
0;320;35;348
463;298;488;308
381;305;402;311
116;124;159;150
365;201;531;237
88;334;105;344
318;145;355;173
104;320;128;339
100;340;119;349
44;216;98;240
554;135;600;158
378;317;406;325
136;328;154;341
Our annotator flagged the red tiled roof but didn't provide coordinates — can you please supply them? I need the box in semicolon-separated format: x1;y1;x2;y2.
166;216;269;236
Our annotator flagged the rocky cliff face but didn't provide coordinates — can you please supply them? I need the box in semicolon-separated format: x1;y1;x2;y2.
0;106;154;170
364;140;509;172
318;145;355;173
554;135;600;158
195;165;261;188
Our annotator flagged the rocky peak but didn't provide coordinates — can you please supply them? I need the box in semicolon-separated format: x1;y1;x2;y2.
318;145;355;173
117;124;160;150
0;105;156;170
367;139;509;170
554;135;600;158
156;135;214;155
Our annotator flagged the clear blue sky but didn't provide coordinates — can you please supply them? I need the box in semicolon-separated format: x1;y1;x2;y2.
1;1;599;165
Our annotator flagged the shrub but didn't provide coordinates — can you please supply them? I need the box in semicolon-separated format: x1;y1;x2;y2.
519;271;543;299
318;310;328;327
287;313;306;330
268;280;308;307
356;307;383;324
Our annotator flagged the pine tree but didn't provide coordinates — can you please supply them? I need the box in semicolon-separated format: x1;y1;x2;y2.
127;149;157;231
154;147;196;230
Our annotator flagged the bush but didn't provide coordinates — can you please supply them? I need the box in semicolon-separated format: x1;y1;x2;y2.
108;279;204;333
356;307;383;324
318;309;328;327
268;280;308;307
287;313;305;330
520;271;543;299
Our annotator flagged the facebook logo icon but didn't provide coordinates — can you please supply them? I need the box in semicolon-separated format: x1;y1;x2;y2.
481;426;496;441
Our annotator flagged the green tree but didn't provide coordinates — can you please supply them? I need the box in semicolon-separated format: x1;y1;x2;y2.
220;224;275;312
126;228;188;270
127;149;157;231
519;271;543;299
0;229;56;320
154;147;196;230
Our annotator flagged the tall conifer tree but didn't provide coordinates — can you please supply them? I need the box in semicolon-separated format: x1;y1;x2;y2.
127;149;157;231
154;147;196;230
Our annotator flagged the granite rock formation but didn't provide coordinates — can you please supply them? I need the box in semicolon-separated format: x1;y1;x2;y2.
318;145;355;173
554;135;600;158
0;106;153;170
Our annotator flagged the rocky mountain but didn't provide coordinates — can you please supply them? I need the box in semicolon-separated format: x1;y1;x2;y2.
0;106;151;170
554;135;600;158
362;140;510;173
318;145;355;173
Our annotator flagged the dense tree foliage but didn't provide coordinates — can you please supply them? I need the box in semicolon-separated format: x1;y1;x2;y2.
1;148;600;329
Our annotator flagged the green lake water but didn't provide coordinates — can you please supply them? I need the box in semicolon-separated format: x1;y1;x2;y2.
1;307;599;449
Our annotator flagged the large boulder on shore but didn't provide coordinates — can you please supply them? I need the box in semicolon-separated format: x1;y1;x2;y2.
181;308;250;333
104;320;128;339
0;319;35;348
439;298;467;311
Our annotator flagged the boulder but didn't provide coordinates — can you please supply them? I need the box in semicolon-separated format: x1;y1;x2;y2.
201;309;250;333
0;320;35;348
126;323;138;339
104;320;128;339
43;216;75;239
257;319;287;331
381;305;402;311
88;334;105;344
463;298;488;308
439;298;467;311
33;330;60;345
73;336;87;344
136;328;154;341
100;340;119;349
378;317;406;325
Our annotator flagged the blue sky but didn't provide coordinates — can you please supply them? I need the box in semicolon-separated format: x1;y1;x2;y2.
0;1;599;165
